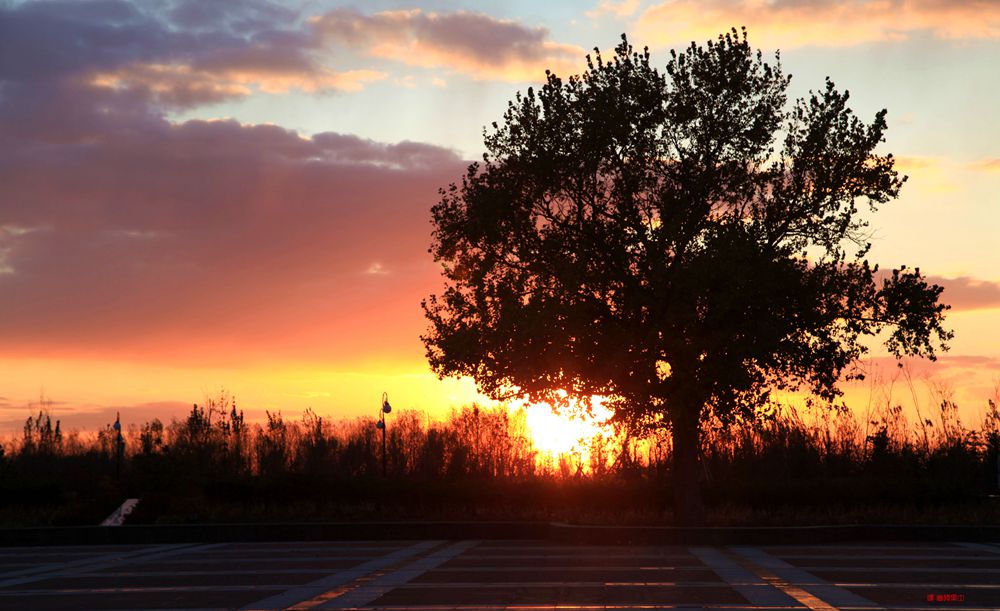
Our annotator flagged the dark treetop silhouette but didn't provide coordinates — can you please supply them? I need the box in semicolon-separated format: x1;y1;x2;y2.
422;29;952;525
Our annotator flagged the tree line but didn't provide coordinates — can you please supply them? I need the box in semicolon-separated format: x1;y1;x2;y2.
1;386;998;526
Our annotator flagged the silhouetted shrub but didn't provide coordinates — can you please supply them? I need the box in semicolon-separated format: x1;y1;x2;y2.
2;385;999;526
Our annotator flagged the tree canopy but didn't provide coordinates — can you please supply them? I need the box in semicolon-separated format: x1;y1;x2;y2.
422;29;952;522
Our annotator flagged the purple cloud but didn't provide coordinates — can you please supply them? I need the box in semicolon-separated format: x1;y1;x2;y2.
0;0;382;112
0;0;465;365
312;8;583;81
0;116;465;361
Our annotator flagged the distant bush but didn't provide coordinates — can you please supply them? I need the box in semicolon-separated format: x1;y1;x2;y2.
1;383;999;526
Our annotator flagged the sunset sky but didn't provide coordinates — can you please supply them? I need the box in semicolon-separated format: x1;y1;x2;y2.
0;0;998;435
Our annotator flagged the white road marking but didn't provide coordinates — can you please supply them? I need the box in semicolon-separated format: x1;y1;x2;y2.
299;579;808;588
77;568;356;577
5;540;996;610
238;540;440;611
313;540;479;610
797;565;1000;573
690;547;801;607
0;547;163;578
360;565;734;573
760;544;961;551
0;584;290;596
453;553;697;559
766;554;997;561
124;555;383;565
956;542;1000;554
0;543;223;588
731;546;884;610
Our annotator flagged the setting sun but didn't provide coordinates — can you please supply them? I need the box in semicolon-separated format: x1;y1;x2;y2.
2;4;998;607
522;399;615;458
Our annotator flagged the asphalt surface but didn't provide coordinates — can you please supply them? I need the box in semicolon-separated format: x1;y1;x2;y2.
0;539;997;610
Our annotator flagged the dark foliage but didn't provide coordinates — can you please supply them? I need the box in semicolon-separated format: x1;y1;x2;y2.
1;388;998;527
422;29;952;523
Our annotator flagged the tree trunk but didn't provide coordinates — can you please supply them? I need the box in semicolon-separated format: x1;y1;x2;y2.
671;406;705;526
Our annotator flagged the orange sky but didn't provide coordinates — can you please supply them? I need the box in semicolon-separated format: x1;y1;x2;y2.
0;0;998;437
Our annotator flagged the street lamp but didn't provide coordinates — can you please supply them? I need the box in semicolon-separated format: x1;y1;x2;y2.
113;412;124;481
376;392;391;476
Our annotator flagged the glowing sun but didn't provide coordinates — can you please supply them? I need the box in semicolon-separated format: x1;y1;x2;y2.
522;398;614;456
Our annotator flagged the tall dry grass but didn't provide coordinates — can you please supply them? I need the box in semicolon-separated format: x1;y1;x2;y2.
1;378;998;526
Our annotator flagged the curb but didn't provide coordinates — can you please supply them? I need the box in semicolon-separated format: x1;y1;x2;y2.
548;523;1000;545
1;522;998;547
0;522;549;547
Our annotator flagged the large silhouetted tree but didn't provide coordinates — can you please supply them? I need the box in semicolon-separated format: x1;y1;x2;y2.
422;30;952;524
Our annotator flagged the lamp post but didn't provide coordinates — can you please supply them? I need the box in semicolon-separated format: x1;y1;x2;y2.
376;392;391;477
113;412;123;481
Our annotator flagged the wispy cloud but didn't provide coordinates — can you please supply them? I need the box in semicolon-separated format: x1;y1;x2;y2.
635;0;1000;49
0;1;474;365
89;62;385;108
365;262;390;275
872;270;1000;313
968;158;1000;173
892;156;959;193
0;0;387;112
1;2;586;115
932;276;1000;312
311;9;585;82
587;0;643;19
0;400;195;434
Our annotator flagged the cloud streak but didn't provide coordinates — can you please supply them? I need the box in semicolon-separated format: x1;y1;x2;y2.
0;118;465;363
89;62;385;108
1;1;587;115
0;0;386;112
968;158;1000;173
312;9;585;81
2;0;996;377
635;0;1000;49
587;0;643;19
933;276;1000;312
0;0;471;365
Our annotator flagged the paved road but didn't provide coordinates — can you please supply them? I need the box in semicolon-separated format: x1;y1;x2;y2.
0;539;997;610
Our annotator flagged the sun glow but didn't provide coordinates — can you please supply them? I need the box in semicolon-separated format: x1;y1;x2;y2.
522;397;615;458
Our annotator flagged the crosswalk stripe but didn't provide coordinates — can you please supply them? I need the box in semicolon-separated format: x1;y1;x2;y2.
238;540;440;611
730;546;883;611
